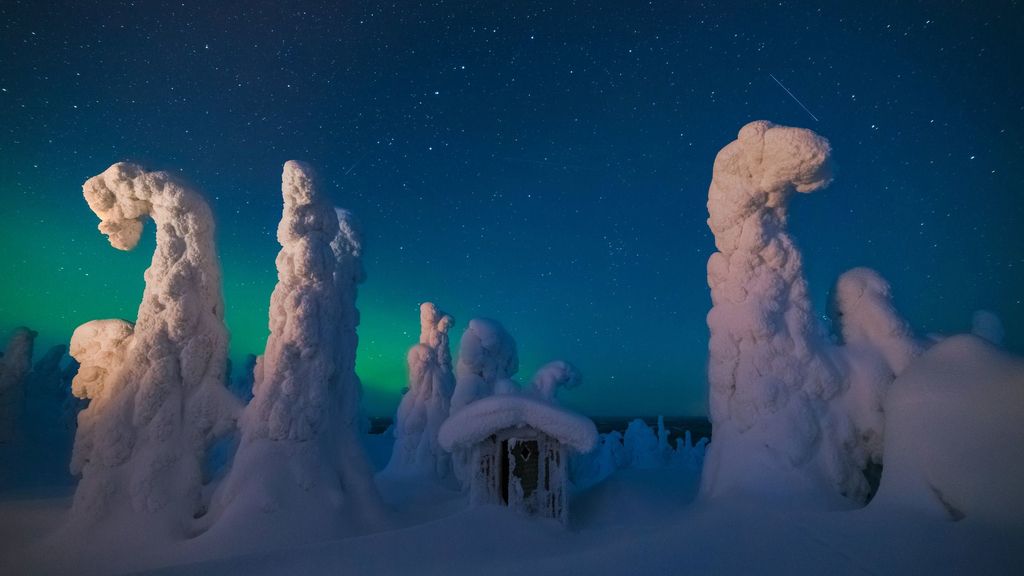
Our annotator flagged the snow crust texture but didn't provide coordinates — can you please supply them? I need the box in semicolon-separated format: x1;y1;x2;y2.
702;121;870;503
68;163;239;536
211;161;381;539
384;302;456;479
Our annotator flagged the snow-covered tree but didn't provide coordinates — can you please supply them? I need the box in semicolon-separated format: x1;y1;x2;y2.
27;344;67;397
383;302;456;480
0;327;37;444
828;268;922;469
529;360;580;401
623;419;662;470
211;161;382;541
66;163;239;538
230;354;257;402
700;121;867;504
22;344;71;445
451;318;518;414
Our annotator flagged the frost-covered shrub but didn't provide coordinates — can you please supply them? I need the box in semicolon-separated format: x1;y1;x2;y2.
624;419;662;470
571;419;708;489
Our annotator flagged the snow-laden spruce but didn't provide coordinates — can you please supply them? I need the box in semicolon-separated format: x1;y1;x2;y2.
67;164;239;538
701;121;869;504
0;327;37;443
229;353;257;402
451;318;519;413
27;344;67;399
383;302;456;480
828;268;922;471
22;344;74;448
210;161;383;541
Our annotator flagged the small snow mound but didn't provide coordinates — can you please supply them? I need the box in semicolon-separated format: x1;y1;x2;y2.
971;310;1004;346
439;395;597;454
871;334;1024;523
530;360;581;401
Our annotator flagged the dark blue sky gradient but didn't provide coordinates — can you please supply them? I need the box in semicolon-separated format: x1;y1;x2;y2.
1;1;1021;416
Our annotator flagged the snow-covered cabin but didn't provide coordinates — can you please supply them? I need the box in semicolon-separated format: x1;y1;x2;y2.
438;394;598;524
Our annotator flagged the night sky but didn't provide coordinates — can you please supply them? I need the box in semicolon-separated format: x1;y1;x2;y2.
1;1;1021;417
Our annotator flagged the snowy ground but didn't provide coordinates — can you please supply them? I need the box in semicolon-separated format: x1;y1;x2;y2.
2;432;1021;576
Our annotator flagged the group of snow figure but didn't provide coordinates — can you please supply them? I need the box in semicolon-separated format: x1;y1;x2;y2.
29;119;1021;550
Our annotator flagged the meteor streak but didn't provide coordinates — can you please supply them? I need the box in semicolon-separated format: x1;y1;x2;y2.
769;73;819;122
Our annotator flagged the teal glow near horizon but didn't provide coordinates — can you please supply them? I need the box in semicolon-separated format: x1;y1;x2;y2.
1;1;1022;418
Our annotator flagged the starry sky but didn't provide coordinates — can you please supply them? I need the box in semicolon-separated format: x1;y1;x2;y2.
1;1;1021;417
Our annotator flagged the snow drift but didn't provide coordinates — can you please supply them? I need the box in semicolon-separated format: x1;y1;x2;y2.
67;163;239;539
870;334;1024;523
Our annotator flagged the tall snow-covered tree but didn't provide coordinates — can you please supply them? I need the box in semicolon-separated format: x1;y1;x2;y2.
700;121;867;504
211;161;383;541
383;302;456;480
66;163;239;538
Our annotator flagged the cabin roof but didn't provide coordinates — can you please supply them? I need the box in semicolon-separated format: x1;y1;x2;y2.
438;394;598;453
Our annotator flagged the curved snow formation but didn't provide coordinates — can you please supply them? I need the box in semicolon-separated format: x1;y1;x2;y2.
871;335;1024;523
529;360;581;401
69;163;238;535
439;394;598;454
384;302;456;479
828;268;923;468
701;121;872;503
212;161;382;540
451;318;519;414
830;267;920;374
0;327;37;443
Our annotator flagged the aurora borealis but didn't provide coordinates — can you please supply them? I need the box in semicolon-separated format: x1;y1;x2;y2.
1;1;1021;416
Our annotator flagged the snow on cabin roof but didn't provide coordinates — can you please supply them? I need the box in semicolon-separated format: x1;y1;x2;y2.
438;394;598;453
